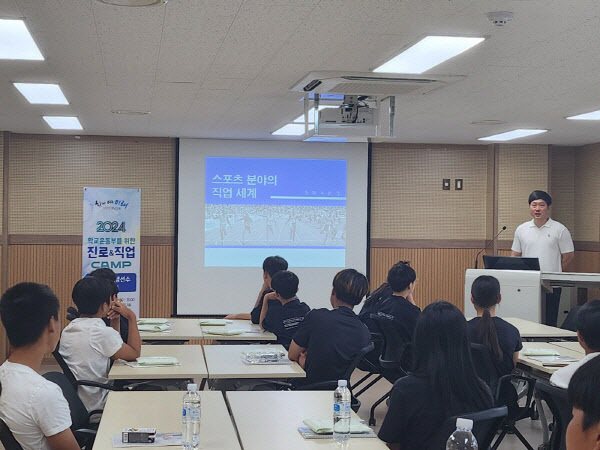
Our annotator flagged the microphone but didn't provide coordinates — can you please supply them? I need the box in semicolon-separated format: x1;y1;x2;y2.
474;226;507;269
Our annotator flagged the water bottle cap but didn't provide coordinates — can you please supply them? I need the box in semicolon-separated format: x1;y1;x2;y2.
337;380;347;387
456;418;473;430
187;383;198;392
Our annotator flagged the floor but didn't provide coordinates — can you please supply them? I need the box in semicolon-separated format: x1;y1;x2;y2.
0;364;548;450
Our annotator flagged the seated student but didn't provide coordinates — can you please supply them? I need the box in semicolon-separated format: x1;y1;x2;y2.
551;300;600;389
288;269;370;384
378;301;493;450
259;270;310;349
59;277;141;415
376;261;421;341
225;255;288;323
88;267;129;343
467;275;522;376
358;281;392;326
0;283;79;450
566;356;600;450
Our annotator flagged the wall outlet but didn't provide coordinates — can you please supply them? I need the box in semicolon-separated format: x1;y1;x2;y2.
455;179;463;190
443;179;450;190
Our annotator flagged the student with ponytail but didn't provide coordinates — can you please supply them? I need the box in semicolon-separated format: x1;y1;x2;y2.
467;275;523;376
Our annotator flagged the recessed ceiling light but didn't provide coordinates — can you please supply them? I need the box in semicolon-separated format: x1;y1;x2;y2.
13;83;68;104
470;120;507;126
373;36;485;74
478;129;547;141
0;19;44;60
293;105;338;124
94;0;167;6
566;110;600;120
111;110;151;115
271;123;314;136
43;116;83;130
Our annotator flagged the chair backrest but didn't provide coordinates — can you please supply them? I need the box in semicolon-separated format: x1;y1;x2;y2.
370;313;412;372
431;406;508;450
342;341;375;381
560;305;581;331
42;372;90;431
52;341;79;388
535;382;572;450
470;343;501;392
0;418;24;450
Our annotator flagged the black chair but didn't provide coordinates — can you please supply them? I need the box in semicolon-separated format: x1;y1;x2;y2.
0;418;23;450
53;342;117;393
43;372;104;449
294;342;375;413
535;382;572;450
560;305;581;332
66;306;80;322
431;406;509;450
470;343;537;450
352;331;385;398
367;313;413;426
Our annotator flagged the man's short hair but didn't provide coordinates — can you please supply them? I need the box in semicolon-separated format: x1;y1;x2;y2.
568;355;600;430
262;256;288;278
0;282;59;348
72;277;112;315
387;262;416;293
333;269;369;306
88;268;119;296
270;271;299;300
576;300;600;351
528;190;552;206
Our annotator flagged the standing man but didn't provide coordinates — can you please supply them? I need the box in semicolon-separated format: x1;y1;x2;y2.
511;190;574;326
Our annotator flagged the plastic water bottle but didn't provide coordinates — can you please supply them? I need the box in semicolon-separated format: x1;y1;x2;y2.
446;418;478;450
182;383;201;449
333;379;351;445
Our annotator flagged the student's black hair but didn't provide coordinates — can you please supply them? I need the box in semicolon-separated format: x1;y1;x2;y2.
471;275;503;363
262;256;288;278
72;277;113;315
568;355;600;431
332;269;369;306
413;301;493;416
363;282;393;309
575;300;600;351
386;261;416;293
0;282;59;348
88;268;119;296
528;190;552;206
270;270;299;300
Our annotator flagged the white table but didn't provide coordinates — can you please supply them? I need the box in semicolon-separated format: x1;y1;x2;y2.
93;391;241;450
504;317;577;339
108;345;207;386
518;342;583;375
549;341;585;354
227;391;387;450
203;344;305;379
138;318;203;341
201;319;276;341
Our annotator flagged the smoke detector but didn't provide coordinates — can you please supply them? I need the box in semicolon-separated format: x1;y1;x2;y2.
486;11;513;26
95;0;167;6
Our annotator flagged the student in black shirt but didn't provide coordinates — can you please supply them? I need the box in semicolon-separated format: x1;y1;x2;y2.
288;269;370;384
378;302;493;450
260;271;310;349
467;275;522;376
225;255;288;323
376;261;421;343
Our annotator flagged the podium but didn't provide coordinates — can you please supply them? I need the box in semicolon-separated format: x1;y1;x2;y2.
464;270;600;322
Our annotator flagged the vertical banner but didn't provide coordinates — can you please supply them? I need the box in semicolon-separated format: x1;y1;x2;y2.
82;187;141;316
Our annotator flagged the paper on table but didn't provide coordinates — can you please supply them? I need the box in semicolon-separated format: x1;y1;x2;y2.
302;418;372;434
137;318;169;325
528;355;579;366
204;329;245;336
112;432;182;447
138;324;171;332
135;356;180;366
523;348;560;356
198;319;232;326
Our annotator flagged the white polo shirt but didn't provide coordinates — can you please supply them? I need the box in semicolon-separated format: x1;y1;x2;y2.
511;218;574;272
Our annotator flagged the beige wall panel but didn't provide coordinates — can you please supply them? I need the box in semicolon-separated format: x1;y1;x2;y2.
370;247;479;312
497;144;548;237
575;144;600;241
370;144;488;240
549;147;575;235
8;136;175;236
139;245;174;318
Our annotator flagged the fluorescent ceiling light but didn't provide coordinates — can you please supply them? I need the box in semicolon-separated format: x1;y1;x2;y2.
566;110;600;120
0;19;44;60
478;129;547;142
43;116;83;130
271;123;314;136
293;105;338;123
13;83;68;104
373;36;484;74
